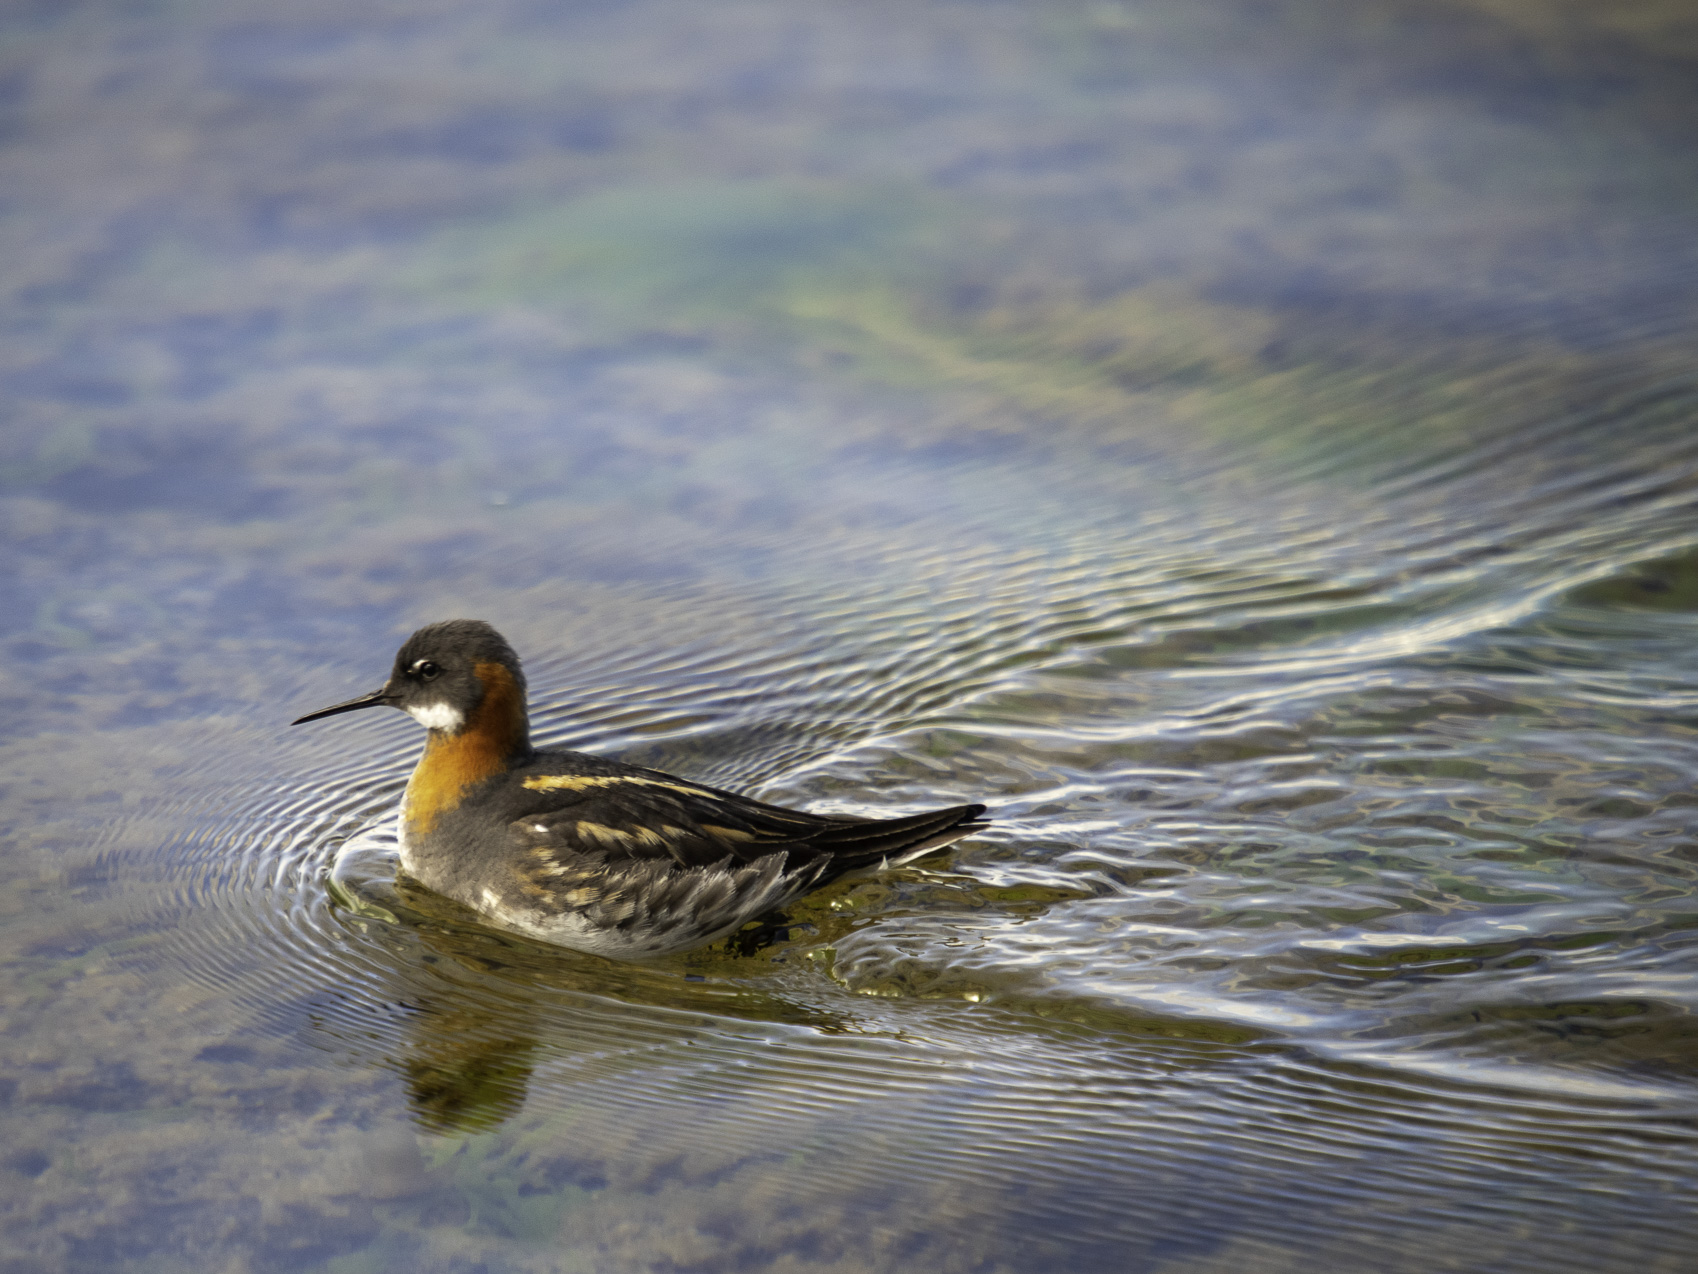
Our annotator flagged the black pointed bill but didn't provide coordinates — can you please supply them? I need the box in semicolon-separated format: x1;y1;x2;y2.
291;688;394;725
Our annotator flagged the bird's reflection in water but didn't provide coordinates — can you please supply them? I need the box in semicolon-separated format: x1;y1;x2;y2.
398;1004;539;1134
343;875;854;1135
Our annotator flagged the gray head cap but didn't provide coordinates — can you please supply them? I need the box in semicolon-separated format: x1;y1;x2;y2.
393;619;527;695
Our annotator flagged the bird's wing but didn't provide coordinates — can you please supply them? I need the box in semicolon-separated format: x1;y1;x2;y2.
508;768;985;873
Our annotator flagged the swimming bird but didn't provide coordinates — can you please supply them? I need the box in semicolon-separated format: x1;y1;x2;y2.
292;620;987;958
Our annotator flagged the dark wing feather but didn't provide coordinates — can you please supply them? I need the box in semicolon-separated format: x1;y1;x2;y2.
507;759;986;879
793;804;989;870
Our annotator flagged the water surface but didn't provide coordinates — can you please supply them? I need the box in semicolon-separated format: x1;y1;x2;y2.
2;1;1697;1270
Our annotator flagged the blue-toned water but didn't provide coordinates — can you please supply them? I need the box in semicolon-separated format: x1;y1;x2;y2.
3;2;1697;1270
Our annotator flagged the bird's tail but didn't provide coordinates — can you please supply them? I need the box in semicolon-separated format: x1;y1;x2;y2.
812;803;988;872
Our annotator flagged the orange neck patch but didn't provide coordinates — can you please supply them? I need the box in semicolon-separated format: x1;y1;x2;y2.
403;661;529;838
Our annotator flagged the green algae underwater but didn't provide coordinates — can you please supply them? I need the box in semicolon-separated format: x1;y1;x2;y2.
2;1;1698;1270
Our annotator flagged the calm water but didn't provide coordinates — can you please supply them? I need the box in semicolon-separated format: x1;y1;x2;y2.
3;1;1697;1270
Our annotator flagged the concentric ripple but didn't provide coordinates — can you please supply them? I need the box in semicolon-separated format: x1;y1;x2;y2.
48;367;1688;1267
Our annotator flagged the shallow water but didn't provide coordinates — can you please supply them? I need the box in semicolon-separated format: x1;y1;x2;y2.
3;1;1697;1270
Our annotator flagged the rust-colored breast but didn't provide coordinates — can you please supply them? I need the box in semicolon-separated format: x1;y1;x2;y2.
403;661;527;838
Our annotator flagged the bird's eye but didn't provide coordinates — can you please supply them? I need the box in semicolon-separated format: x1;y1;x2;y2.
414;660;441;681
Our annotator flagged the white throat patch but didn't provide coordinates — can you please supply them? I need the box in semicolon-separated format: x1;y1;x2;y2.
407;702;465;732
